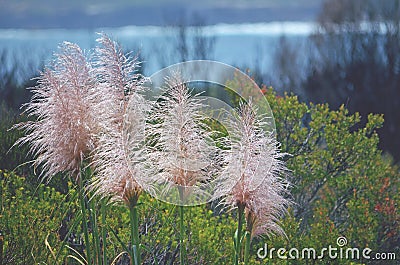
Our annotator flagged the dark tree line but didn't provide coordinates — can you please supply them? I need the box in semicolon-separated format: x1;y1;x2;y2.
273;0;400;162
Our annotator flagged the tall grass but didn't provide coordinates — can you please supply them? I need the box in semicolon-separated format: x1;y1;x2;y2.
7;36;292;265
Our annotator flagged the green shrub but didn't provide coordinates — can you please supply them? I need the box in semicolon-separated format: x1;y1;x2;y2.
0;169;68;264
258;89;399;264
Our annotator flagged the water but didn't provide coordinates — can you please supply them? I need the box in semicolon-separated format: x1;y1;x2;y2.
0;22;314;80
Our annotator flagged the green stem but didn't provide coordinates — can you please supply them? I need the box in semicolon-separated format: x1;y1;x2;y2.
101;200;107;265
235;204;245;265
78;175;92;265
89;199;101;265
244;231;251;265
129;205;141;265
179;205;186;265
0;231;3;265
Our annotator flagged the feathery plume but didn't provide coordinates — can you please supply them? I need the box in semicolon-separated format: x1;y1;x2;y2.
15;42;97;182
145;73;220;205
145;73;221;264
89;33;148;207
218;100;290;238
88;34;149;265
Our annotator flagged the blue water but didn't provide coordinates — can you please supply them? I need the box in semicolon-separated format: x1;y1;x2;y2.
0;22;314;80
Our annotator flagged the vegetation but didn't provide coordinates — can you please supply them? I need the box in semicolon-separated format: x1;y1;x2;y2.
0;5;399;261
1;82;398;264
271;0;400;163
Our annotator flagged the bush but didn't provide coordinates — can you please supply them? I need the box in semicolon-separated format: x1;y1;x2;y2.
0;169;68;264
258;89;399;264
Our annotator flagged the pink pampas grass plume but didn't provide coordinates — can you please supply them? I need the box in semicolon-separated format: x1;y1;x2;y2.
218;101;290;238
145;73;220;204
15;42;97;182
88;33;148;206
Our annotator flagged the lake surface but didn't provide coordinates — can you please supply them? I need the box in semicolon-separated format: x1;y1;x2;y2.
0;22;314;80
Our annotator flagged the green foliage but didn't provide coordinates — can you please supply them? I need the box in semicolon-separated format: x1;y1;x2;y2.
262;89;399;264
0;87;398;264
0;169;68;264
104;194;237;264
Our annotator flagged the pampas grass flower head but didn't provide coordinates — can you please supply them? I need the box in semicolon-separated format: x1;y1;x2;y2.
145;73;220;204
16;42;97;182
219;100;290;238
88;33;148;207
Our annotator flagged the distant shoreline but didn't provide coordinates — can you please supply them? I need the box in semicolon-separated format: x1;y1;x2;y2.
0;22;316;38
0;4;319;29
0;23;312;81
